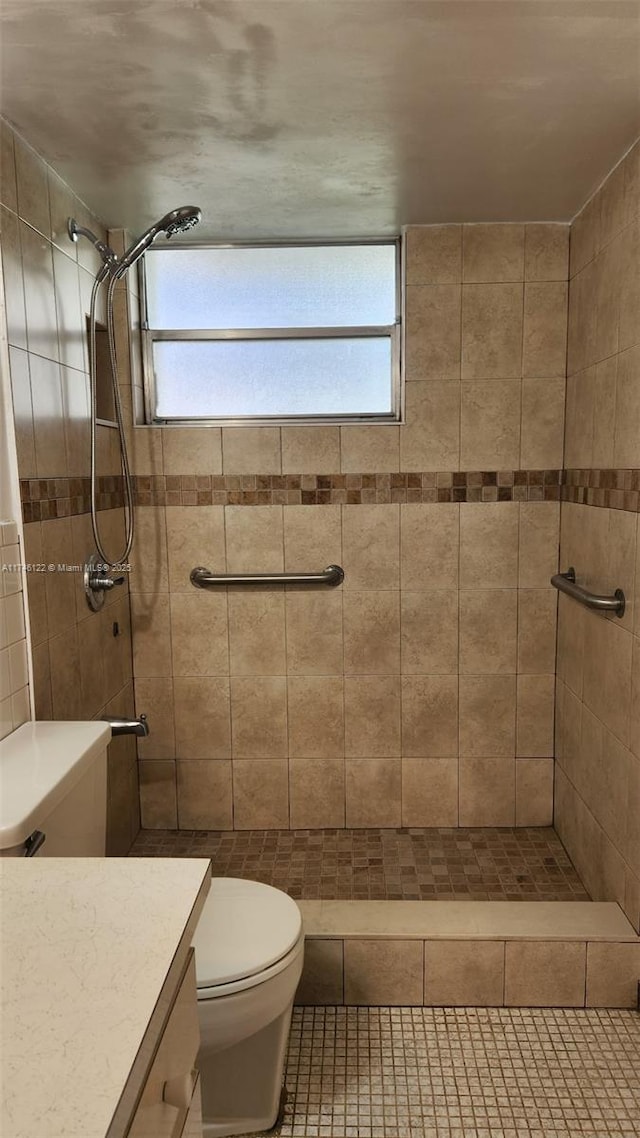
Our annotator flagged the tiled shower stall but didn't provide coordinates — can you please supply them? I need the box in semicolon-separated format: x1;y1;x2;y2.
1;116;639;1004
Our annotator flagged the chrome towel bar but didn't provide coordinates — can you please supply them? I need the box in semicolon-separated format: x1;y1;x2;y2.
550;567;625;617
190;564;345;588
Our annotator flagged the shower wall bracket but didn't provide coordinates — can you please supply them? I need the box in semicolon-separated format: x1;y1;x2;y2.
84;553;125;612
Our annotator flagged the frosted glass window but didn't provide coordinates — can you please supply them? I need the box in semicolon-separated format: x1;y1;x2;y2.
142;241;399;422
145;244;396;329
154;339;393;418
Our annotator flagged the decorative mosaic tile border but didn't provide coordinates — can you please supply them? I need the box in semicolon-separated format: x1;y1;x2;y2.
20;469;640;519
562;468;640;512
19;476;125;523
132;470;564;507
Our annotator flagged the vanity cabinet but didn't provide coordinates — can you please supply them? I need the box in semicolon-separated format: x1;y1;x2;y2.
127;952;202;1138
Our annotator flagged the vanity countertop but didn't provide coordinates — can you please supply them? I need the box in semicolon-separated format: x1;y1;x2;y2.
0;856;211;1138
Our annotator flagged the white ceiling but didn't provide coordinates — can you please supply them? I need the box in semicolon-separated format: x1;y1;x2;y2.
1;0;640;239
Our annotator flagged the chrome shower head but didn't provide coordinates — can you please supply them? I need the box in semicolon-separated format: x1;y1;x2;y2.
116;205;202;276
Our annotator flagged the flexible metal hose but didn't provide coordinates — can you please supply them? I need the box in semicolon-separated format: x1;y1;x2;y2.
88;273;135;566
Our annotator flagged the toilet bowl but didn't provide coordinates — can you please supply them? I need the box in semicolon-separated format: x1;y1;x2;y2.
191;878;305;1138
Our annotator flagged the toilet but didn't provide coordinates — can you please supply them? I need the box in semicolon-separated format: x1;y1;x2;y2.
0;722;304;1138
193;877;304;1137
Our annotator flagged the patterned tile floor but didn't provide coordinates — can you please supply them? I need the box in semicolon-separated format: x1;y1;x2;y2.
129;827;590;902
268;1006;640;1137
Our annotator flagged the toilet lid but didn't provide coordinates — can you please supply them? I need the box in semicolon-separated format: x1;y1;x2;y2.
192;878;303;987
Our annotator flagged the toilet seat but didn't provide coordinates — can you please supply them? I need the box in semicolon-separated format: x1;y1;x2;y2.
192;878;303;999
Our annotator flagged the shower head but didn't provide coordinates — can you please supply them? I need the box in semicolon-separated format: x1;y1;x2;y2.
115;205;202;276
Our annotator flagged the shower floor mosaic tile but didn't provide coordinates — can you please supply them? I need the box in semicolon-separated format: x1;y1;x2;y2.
269;1006;640;1137
129;827;590;902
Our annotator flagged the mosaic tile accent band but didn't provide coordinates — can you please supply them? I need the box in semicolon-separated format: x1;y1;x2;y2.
20;469;640;517
19;476;125;522
562;468;640;512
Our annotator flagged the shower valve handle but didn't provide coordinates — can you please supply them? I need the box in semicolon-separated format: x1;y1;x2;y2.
84;553;126;611
89;571;125;591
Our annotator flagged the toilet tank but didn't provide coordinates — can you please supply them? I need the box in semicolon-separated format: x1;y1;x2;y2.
0;722;110;857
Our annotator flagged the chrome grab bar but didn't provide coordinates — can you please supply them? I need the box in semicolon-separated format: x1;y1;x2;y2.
550;567;625;617
190;564;345;589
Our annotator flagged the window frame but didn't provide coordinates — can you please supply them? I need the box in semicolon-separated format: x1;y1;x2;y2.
138;238;402;427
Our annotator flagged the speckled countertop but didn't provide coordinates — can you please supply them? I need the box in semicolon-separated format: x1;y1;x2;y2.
0;857;211;1138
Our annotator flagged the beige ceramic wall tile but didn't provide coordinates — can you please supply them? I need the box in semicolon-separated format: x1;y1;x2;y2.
139;761;177;829
0;119;17;210
462;224;524;283
162;427;222;475
285;591;343;675
345;675;401;756
460;503;519;589
230;675;287;757
570;196;600;278
1;205;28;350
515;757;554;825
60;366;90;477
48;626;84;718
173;676;231;759
283;505;342;572
295;939;344;1005
345;759;402;827
517;590;557;674
222;426;281;474
401;675;458;757
592;356;617;467
29;355;67;477
344;940;423;1005
225;505;284;573
228;590;285;675
129;507;168;594
166;505;225;590
344;591;400;674
288;676;344;757
400;504;459;590
517;674;555;757
134;677;175;760
176;759;233;829
401;591;458;674
48;170;78;254
52;248;85;372
342;505;399;590
9;346;35;479
170;592;229;676
504;942;586;1007
289;757;346;828
404;285;461;379
582;615;632;746
461;284;523;379
400;380;460;471
77;611;106;717
404;225;462;285
556;593;585;698
524;224;569;282
459;675;516;757
564;370;595;467
401;757;458;827
20;221;59;363
130;593;172;677
41;518;77;636
522;283;568;378
460;380;521;470
340;424;400;472
459;754;516;826
424;941;505;1006
614;344;640;467
31;642;51;719
520;379;565;468
14;135;50;236
585;942;640;1008
618;219;640;351
281;426;340;473
232;759;289;828
459;590;517;675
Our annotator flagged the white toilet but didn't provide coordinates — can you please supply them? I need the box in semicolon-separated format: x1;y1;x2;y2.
0;722;304;1138
192;877;304;1137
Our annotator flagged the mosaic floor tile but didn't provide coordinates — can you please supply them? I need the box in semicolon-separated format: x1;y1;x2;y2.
266;1006;640;1137
129;827;590;902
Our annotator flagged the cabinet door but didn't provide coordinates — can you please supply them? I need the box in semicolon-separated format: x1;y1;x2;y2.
179;1074;203;1138
127;952;201;1138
